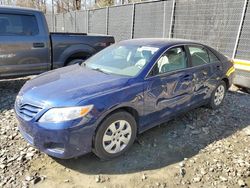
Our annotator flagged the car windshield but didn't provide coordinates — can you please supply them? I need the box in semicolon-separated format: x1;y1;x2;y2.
83;44;159;76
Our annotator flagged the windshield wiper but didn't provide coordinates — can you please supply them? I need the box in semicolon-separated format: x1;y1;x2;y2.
92;68;110;74
81;64;109;75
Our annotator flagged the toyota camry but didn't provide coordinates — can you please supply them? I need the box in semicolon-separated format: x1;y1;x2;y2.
15;39;235;160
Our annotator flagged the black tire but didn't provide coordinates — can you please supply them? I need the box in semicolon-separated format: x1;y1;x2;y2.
93;111;137;160
244;88;250;94
208;81;227;109
66;59;85;66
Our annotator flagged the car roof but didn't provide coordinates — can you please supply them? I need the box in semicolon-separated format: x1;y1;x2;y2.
119;38;204;48
0;6;41;14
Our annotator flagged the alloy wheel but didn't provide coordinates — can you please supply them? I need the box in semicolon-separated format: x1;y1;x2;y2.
214;85;225;106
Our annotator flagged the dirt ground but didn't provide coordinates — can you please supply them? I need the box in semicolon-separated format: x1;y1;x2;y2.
0;77;249;188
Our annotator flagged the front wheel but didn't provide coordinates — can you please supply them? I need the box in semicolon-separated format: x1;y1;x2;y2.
93;111;137;160
208;81;227;109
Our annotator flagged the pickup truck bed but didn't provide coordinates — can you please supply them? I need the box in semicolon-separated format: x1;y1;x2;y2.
50;33;114;69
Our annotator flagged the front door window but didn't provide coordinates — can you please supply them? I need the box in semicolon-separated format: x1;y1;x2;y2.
149;46;188;76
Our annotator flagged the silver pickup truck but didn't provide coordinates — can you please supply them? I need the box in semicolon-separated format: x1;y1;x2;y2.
0;6;115;78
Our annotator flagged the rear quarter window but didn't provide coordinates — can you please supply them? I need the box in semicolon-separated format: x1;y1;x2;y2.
207;49;221;63
0;13;39;36
188;46;210;66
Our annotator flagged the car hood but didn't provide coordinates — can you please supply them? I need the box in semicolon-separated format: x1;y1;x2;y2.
19;64;129;107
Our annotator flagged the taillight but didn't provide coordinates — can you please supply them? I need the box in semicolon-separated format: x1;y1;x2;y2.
95;42;114;48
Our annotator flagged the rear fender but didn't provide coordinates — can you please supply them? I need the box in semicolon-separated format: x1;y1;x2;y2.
53;44;96;68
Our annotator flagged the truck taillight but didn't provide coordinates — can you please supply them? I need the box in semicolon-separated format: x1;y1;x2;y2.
95;42;114;47
95;42;108;47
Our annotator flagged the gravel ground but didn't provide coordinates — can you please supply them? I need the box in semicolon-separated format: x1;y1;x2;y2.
0;77;250;188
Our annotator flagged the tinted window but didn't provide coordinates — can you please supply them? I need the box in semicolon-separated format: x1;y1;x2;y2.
189;46;210;66
0;14;39;36
207;50;221;63
150;46;187;76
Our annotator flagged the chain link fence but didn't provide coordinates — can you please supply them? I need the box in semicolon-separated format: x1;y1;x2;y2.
173;0;245;57
134;1;165;38
108;5;134;42
64;12;76;32
88;8;107;34
54;13;64;32
75;10;87;33
45;0;250;60
45;13;53;32
236;0;250;60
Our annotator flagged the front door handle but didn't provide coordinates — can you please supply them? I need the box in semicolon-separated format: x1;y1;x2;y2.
182;74;193;81
33;43;45;48
202;71;208;76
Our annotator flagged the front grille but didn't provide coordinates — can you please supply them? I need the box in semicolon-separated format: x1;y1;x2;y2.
16;103;43;121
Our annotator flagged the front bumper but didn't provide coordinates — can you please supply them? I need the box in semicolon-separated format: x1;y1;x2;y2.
16;114;97;159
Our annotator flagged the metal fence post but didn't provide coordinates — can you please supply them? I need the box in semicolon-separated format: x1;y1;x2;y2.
106;7;109;35
86;9;89;33
131;3;135;39
63;13;65;32
51;14;54;32
54;14;56;32
162;1;166;38
232;0;248;59
75;11;77;32
169;0;176;38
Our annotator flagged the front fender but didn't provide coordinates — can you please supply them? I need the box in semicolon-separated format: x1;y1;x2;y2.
79;82;145;131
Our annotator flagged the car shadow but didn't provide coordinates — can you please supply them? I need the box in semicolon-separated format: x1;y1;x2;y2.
55;91;250;175
0;77;30;112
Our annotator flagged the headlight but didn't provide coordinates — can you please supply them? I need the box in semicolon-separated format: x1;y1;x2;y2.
39;105;93;123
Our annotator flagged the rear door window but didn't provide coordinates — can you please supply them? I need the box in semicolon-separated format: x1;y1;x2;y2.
0;13;39;36
188;46;210;66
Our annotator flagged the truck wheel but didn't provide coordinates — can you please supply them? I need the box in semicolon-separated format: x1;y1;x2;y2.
67;59;85;66
93;111;137;160
208;81;226;109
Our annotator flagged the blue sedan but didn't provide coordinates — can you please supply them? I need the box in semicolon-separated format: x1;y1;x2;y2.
15;39;235;159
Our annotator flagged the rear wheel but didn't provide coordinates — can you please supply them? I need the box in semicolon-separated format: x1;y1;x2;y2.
208;81;226;109
242;87;250;94
246;88;250;94
67;58;85;66
93;111;137;160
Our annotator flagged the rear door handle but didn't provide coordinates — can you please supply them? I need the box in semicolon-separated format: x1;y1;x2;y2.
216;65;222;70
33;43;45;48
